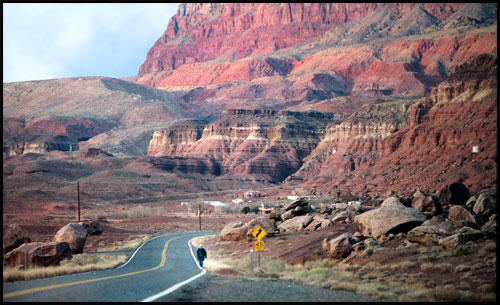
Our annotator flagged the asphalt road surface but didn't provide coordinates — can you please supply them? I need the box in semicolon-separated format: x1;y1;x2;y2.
3;231;378;302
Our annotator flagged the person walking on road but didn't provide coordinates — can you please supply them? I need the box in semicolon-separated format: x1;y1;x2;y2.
196;244;207;268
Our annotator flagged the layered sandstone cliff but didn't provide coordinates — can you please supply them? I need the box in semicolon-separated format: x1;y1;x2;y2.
2;117;115;156
147;109;337;182
300;54;497;196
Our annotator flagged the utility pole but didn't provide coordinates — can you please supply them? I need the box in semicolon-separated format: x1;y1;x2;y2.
198;202;201;231
77;181;81;222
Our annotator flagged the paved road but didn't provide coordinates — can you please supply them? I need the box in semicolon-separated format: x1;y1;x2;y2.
4;231;379;302
3;231;210;302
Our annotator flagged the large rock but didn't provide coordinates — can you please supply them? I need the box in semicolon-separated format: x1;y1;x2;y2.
447;205;481;229
285;198;309;211
322;232;359;258
78;219;103;236
354;203;426;241
280;210;297;221
473;188;496;218
305;215;331;231
352;237;379;252
437;182;471;207
219;221;248;241
420;217;456;234
3;225;31;255
381;197;406;208
481;214;496;238
3;241;72;268
407;225;448;245
331;210;356;224
268;209;283;220
411;190;442;215
278;215;313;233
53;223;88;254
439;234;465;251
456;226;484;242
246;216;276;239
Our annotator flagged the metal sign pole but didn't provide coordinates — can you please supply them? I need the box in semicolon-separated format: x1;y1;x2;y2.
250;249;253;274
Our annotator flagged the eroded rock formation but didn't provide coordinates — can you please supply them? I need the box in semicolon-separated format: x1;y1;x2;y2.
147;110;336;182
300;54;497;196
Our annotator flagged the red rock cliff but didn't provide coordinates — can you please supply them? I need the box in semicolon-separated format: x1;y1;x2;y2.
147;109;337;182
139;3;464;74
300;54;497;197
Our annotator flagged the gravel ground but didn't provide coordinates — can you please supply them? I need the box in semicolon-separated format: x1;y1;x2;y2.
159;273;382;302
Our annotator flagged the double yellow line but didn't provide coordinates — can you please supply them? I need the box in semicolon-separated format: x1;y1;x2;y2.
3;235;182;299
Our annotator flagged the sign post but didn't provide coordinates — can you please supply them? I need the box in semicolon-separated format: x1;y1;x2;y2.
250;249;253;274
251;225;267;268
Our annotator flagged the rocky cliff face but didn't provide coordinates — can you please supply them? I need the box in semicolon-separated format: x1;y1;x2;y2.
147;109;337;182
3;117;115;156
139;3;465;74
300;54;497;197
132;3;496;120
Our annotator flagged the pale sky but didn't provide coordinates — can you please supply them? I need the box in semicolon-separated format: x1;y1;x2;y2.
3;3;179;83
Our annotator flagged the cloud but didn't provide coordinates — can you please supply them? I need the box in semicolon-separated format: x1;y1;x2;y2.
3;3;179;83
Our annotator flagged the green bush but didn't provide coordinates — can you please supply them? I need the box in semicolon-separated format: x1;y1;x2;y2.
241;206;251;214
453;245;468;256
364;246;374;257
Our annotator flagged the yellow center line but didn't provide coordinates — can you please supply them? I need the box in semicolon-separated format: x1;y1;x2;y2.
3;235;184;299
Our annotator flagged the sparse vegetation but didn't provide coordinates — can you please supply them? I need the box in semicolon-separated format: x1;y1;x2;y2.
3;253;127;282
195;234;496;302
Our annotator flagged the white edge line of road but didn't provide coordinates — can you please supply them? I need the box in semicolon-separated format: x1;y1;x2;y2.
140;236;206;302
115;233;168;269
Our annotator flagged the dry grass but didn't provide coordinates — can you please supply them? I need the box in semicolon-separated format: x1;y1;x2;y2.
3;234;152;283
3;253;127;282
197;234;496;302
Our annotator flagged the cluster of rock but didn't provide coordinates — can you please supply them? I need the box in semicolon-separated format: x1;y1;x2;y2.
328;183;496;260
220;182;496;262
219;197;363;241
3;220;103;269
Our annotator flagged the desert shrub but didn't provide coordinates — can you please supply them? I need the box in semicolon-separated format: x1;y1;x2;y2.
453;245;468;256
363;246;374;257
454;265;471;273
430;246;440;253
241;206;251;214
425;285;464;302
127;204;154;219
268;261;286;273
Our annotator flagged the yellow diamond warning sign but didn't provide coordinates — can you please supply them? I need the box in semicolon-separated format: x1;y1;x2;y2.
254;240;264;251
251;225;267;240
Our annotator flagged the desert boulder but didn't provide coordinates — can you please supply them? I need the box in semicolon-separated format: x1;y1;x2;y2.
219;221;248;241
473;188;496;218
322;232;359;258
354;198;426;241
3;225;31;255
53;223;88;254
78;219;103;236
3;241;72;268
411;190;442;215
278;215;313;233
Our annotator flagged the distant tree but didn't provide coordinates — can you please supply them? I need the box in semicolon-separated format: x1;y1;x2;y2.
241;206;251;214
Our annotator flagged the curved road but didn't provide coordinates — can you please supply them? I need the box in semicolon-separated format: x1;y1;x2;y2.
4;231;378;302
3;231;211;302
